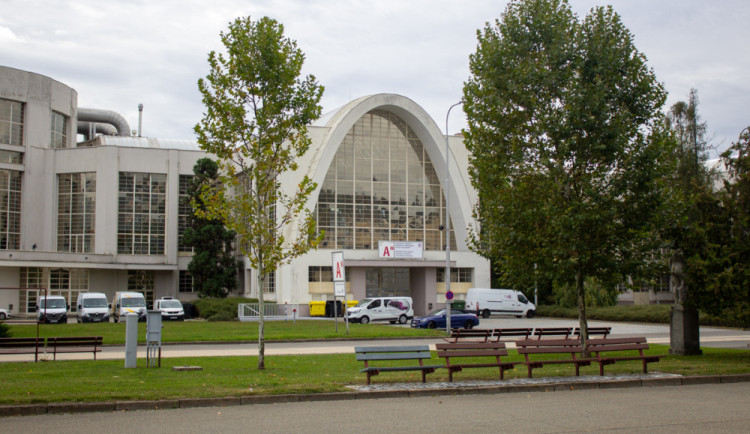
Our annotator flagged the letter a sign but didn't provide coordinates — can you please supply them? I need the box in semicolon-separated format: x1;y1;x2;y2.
331;251;345;282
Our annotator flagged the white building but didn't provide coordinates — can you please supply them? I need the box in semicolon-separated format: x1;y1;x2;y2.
0;66;489;317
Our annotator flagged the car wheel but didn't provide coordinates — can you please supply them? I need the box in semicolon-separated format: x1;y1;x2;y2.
398;314;408;324
482;309;490;319
0;312;6;320
427;321;437;329
527;310;535;318
360;316;370;324
464;321;474;329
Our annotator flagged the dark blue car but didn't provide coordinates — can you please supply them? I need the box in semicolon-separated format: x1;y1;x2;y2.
410;308;480;329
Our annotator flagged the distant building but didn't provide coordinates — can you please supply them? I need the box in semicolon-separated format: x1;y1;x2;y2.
0;66;489;317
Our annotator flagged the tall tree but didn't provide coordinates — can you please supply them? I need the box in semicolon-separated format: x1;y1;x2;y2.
663;89;714;354
195;16;324;369
463;0;673;351
705;127;750;327
183;158;239;299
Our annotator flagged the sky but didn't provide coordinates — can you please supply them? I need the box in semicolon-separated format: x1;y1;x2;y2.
2;0;748;156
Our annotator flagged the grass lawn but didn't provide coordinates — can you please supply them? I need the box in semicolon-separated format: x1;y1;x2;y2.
6;320;444;345
0;345;748;405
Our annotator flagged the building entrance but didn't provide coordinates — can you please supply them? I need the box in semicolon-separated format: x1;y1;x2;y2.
365;268;410;298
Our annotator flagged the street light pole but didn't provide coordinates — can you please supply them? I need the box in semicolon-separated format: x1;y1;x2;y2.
445;101;463;334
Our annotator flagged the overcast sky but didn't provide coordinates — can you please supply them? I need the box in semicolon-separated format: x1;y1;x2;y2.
2;0;748;156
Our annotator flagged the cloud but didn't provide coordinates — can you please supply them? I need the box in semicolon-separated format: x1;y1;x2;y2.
1;0;747;154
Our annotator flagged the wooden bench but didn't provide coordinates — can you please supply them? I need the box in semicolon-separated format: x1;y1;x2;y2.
355;345;441;385
0;337;45;361
588;337;661;375
573;327;612;339
515;339;595;378
492;328;533;341
532;327;573;339
436;341;517;381
444;328;492;342
48;336;103;361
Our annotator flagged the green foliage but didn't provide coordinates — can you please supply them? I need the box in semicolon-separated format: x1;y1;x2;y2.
552;277;618;308
463;0;673;337
195;15;324;368
184;158;240;298
698;127;750;328
536;303;743;328
192;296;257;320
0;322;10;338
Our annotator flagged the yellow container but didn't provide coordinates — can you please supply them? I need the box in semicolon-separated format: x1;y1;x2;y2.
346;300;358;308
309;301;326;317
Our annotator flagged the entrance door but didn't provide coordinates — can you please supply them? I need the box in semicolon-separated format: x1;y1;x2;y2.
365;268;410;298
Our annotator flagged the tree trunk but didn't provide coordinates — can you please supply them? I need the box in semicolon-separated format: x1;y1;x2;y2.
576;267;589;356
257;257;265;370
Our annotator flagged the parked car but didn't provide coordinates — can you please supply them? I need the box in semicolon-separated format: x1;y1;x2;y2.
153;297;185;321
345;297;413;324
37;295;69;324
76;292;110;323
0;307;9;320
410;308;480;329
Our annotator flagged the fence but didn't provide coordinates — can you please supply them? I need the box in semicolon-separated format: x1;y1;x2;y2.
238;303;300;321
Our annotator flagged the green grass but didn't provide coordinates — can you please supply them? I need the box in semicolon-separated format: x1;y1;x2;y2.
5;320;444;345
0;345;748;405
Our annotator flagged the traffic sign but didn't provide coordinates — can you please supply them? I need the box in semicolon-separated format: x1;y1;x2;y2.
446;290;454;301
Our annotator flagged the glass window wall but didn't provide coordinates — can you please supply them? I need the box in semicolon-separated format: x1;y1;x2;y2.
315;110;455;250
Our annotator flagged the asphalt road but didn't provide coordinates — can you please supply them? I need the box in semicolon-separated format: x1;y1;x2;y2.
4;382;750;433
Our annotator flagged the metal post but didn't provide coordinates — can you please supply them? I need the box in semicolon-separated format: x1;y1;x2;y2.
445;101;463;334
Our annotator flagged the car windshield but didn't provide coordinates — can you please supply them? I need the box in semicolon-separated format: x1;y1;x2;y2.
39;298;65;309
40;299;66;309
427;309;446;316
83;298;108;308
160;300;182;309
122;297;145;307
355;299;372;307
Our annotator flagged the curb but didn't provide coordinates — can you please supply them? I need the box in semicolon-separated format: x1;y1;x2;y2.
2;373;749;418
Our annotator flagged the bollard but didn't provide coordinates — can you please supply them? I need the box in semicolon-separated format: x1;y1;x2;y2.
124;313;138;368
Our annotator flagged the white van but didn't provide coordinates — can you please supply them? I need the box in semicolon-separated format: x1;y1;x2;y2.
465;288;536;318
345;297;413;324
112;291;147;323
37;295;68;324
153;297;185;321
76;292;110;323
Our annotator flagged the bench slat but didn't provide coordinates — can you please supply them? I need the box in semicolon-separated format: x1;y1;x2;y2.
356;352;432;362
355;345;429;353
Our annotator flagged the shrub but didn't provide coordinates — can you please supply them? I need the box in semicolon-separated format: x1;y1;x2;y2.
207;311;237;322
0;322;10;338
192;297;257;320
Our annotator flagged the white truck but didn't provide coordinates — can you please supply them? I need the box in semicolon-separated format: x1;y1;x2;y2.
37;295;69;324
465;288;536;318
76;292;110;323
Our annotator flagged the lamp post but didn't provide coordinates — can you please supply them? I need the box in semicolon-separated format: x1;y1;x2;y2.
444;101;463;334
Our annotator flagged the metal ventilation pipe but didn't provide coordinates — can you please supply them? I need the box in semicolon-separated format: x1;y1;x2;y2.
77;121;117;140
138;104;143;137
77;108;131;137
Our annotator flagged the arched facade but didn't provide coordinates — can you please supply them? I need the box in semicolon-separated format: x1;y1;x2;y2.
273;94;490;316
